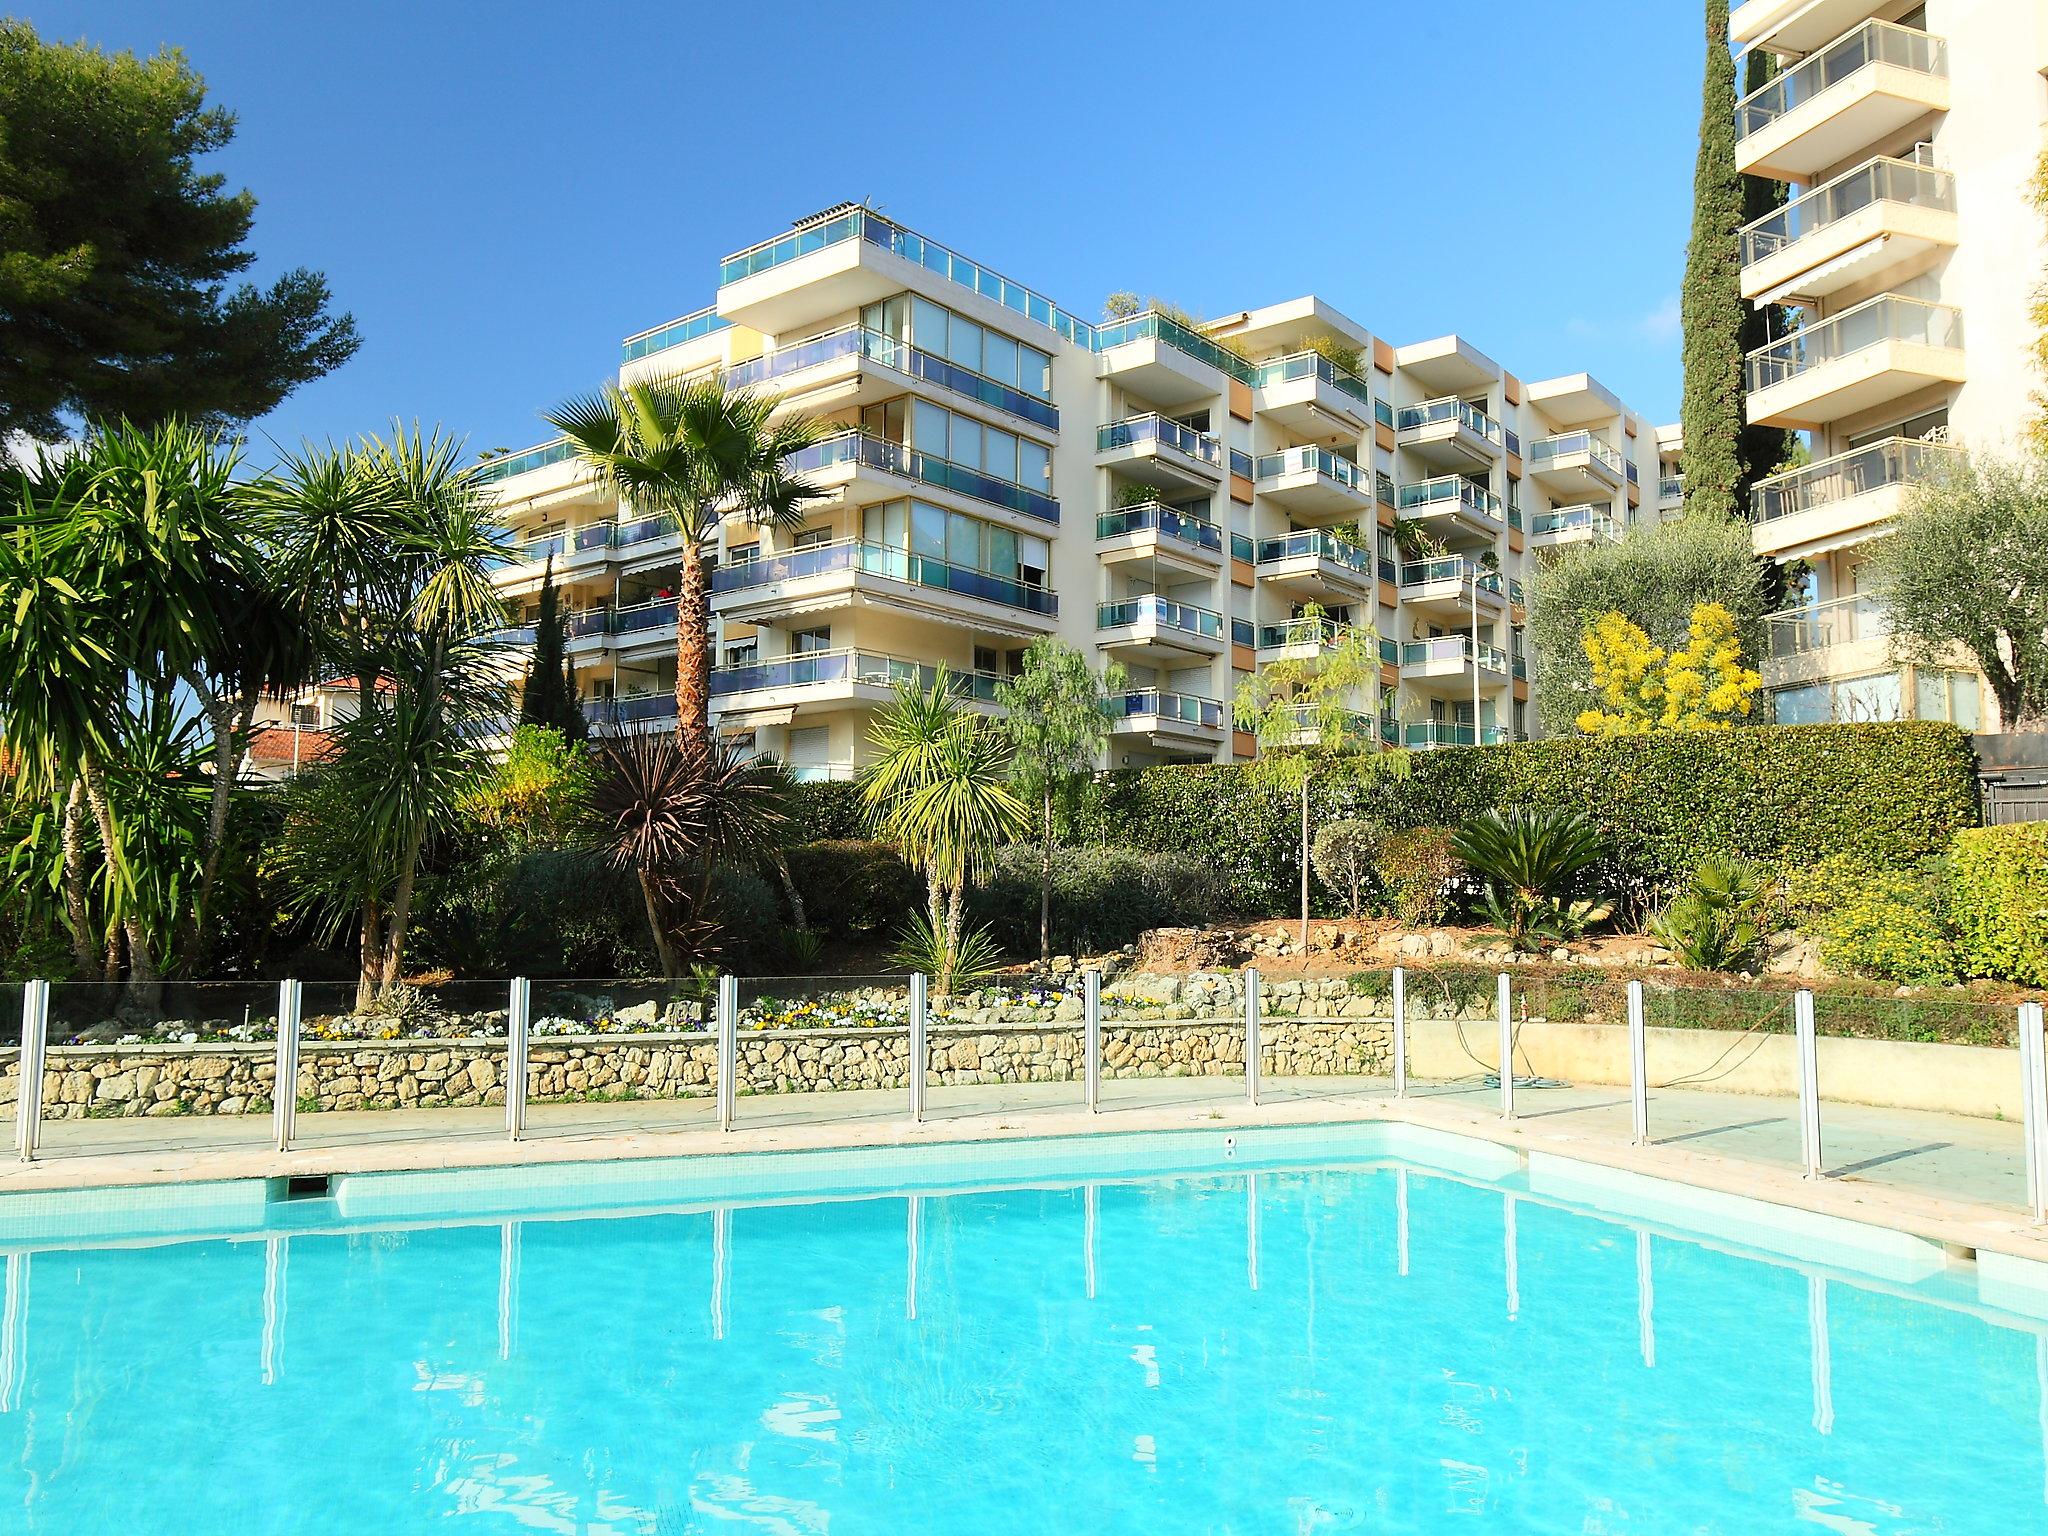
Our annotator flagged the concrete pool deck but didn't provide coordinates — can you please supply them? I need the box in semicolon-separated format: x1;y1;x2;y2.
2;1074;2046;1267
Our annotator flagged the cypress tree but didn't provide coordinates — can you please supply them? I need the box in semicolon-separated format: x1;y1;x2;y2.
1679;0;1746;524
519;557;573;732
1737;47;1793;501
559;650;589;742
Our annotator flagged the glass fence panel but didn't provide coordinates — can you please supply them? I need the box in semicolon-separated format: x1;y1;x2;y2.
922;977;1084;1119
514;976;720;1138
1091;969;1248;1116
1504;972;1638;1139
1641;982;1803;1174
1261;969;1398;1108
1394;964;1509;1104
727;974;914;1131
1811;993;2030;1210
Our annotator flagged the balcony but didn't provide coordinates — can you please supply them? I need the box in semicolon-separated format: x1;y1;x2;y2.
1095;310;1255;406
608;597;681;652
1105;690;1228;754
1746;295;1964;431
1095;503;1224;577
1253;446;1373;520
475;438;579;487
602;692;681;733
1735;21;1950;182
1273;703;1380;751
1096;414;1224;493
1397;557;1509;620
725;325;1059;430
709;537;1058;637
1396;397;1504;473
1403;721;1509;750
1094;595;1226;664
1399;636;1512;692
1658;474;1685;510
1528;504;1623;548
1763;593;1891;689
1397;474;1506;545
1255;615;1357;663
1252;351;1374;437
708;648;1003;717
1749;436;1961;559
1526;431;1626;500
1734;0;1901;54
1254;529;1375;603
786;430;1060;527
1742;157;1957;306
620;306;732;368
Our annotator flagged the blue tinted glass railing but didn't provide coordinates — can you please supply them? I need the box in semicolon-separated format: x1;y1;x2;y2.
1097;413;1222;466
610;598;679;633
1396;396;1503;448
1257;617;1349;650
609;693;678;725
571;522;614;554
1253;351;1374;410
710;537;1057;615
520;532;567;563
1528;431;1625;477
1095;596;1223;638
566;609;610;639
784;431;1059;524
1398;475;1504;519
1109;690;1225;729
488;624;538;647
1094;311;1256;384
1256;529;1371;574
1253;446;1367;491
1735;20;1946;139
475;439;576;485
620;306;731;364
1660;475;1685;500
1230;531;1255;563
1230;617;1255;646
727;325;1057;428
615;514;679;548
1404;721;1508;748
1096;504;1223;551
1504;427;1521;456
1229;448;1254;480
710;648;1002;701
1379;637;1398;666
1373;397;1394;429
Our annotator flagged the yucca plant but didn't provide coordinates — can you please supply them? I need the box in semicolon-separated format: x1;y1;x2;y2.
1452;808;1614;953
890;911;1005;992
1649;856;1763;971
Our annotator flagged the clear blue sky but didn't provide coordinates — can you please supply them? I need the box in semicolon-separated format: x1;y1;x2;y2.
48;1;1705;462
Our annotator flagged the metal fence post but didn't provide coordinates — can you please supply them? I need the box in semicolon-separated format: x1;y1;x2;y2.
1794;988;1823;1179
2020;1001;2047;1223
1497;972;1514;1120
1627;980;1649;1145
1083;969;1101;1113
908;973;928;1122
272;980;302;1154
506;977;530;1142
716;975;738;1133
1390;966;1407;1099
1244;967;1262;1106
13;981;48;1163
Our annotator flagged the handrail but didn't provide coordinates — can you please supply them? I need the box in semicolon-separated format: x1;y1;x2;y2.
1400;636;1510;671
708;535;1059;615
1398;474;1504;519
710;647;1006;700
1735;20;1947;140
1255;529;1372;573
1108;690;1226;729
1750;436;1961;522
1528;431;1625;477
1396;395;1504;447
1254;445;1368;491
785;429;1061;524
1530;505;1622;539
1746;294;1962;392
1741;155;1956;267
1252;350;1375;409
1256;616;1351;650
725;324;1058;428
1096;412;1223;465
1095;310;1257;384
621;305;731;364
1095;594;1224;638
1096;503;1223;550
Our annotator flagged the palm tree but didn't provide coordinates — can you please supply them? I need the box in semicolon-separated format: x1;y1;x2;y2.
861;675;1029;995
545;379;826;752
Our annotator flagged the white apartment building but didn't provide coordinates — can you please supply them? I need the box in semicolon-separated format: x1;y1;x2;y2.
1734;0;2048;726
478;204;1669;780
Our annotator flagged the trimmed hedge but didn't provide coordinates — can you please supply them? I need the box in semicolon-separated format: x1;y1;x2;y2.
1950;822;2048;987
970;846;1227;956
783;840;924;941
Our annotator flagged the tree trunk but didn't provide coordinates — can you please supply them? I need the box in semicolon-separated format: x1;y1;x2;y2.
674;537;711;755
77;755;160;1001
639;868;680;980
174;691;252;976
1039;785;1054;968
1299;774;1311;952
774;856;806;931
58;777;96;980
355;899;382;1012
377;824;428;993
942;879;966;999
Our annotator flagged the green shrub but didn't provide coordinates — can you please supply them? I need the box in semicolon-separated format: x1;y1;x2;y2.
412;847;649;977
1310;819;1381;917
1648;857;1764;972
786;781;868;841
970;845;1226;956
1453;808;1613;952
1948;823;2048;986
782;840;923;940
705;867;781;971
1376;828;1461;926
1819;865;1961;986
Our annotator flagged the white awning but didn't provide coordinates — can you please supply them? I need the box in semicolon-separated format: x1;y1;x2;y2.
717;706;795;731
1755;235;1891;307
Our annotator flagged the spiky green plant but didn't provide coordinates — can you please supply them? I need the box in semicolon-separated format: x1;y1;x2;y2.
1649;856;1764;971
1452;809;1614;952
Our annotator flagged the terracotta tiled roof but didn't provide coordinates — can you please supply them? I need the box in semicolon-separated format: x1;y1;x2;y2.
246;725;337;767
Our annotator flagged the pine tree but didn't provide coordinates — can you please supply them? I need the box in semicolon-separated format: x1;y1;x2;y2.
1680;0;1746;525
519;557;575;733
1737;48;1793;500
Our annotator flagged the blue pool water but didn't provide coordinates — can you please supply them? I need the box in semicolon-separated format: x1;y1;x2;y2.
0;1158;2043;1534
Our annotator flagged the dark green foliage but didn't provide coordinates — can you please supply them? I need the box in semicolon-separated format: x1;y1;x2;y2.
0;21;358;437
518;559;586;741
1648;856;1765;971
411;848;650;977
785;780;868;841
1453;809;1613;950
781;840;924;941
1679;0;1745;524
1737;48;1793;502
969;846;1228;956
705;867;782;971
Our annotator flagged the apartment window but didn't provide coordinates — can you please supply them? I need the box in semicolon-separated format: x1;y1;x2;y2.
906;399;1052;490
863;498;1047;583
1915;670;1981;730
724;641;758;668
793;527;832;550
860;397;907;444
864;295;1052;400
1513;702;1527;741
791;627;832;653
290;703;320;727
1770;672;1904;724
1848;407;1947;449
726;541;759;565
786;727;829;768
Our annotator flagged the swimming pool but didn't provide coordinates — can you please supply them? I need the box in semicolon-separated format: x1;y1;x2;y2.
1;1129;2043;1533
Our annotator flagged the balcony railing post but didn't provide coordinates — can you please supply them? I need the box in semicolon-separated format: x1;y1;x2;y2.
272;980;302;1154
13;980;48;1163
1628;980;1649;1145
1390;967;1407;1099
1497;973;1515;1119
716;975;738;1133
1083;969;1102;1113
1244;968;1262;1106
2019;1001;2047;1224
908;973;928;1123
1795;989;1823;1179
506;977;530;1142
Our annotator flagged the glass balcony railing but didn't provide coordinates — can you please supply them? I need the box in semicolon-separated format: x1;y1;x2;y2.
1108;690;1226;729
726;325;1057;429
1404;721;1508;749
708;537;1059;616
1396;396;1504;448
566;609;611;640
1398;474;1504;521
1094;310;1258;384
1253;351;1375;411
569;522;615;556
1096;413;1222;466
1096;504;1223;551
620;305;731;364
1095;595;1224;640
1659;475;1685;501
615;513;680;549
518;531;567;563
1747;295;1963;393
1379;637;1399;666
1750;436;1961;523
1229;447;1254;480
1231;616;1255;646
1504;427;1521;456
1254;446;1368;492
710;648;1004;701
1766;594;1889;659
1735;20;1947;141
1373;398;1395;430
1742;156;1956;268
608;693;679;725
1399;556;1505;592
610;597;680;634
1530;505;1622;540
1256;617;1351;651
784;430;1060;524
1507;503;1525;532
1400;636;1510;672
1230;530;1256;563
1528;431;1625;477
1255;529;1372;575
476;439;576;485
489;623;538;647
